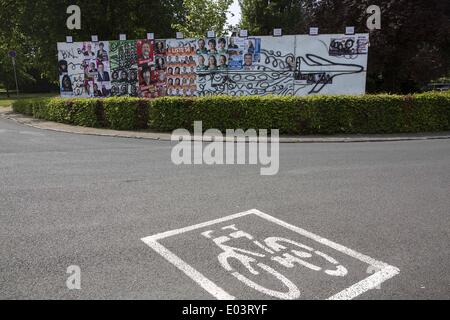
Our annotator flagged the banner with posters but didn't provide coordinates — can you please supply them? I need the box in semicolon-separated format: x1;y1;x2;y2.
58;33;369;98
92;41;112;97
154;40;168;97
223;35;295;96
242;37;261;70
109;40;138;96
165;39;197;96
136;39;158;98
195;37;228;72
227;36;245;70
57;42;84;97
194;37;229;96
57;41;112;98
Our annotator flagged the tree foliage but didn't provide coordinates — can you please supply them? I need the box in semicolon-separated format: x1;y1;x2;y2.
1;0;448;94
239;0;450;93
0;0;187;91
172;0;234;37
240;0;315;34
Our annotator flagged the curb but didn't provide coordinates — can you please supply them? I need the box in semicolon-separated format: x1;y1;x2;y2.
2;107;450;143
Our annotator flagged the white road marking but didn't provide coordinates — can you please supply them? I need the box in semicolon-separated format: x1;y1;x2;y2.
327;265;399;300
141;209;400;300
144;210;253;241
252;209;391;269
143;237;235;300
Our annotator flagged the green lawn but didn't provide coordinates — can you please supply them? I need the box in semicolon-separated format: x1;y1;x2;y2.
0;93;58;107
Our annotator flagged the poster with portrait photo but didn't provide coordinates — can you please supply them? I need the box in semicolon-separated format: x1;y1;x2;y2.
153;40;167;97
81;42;98;59
109;40;138;96
137;39;155;65
154;56;166;72
206;38;218;55
82;79;95;97
93;81;112;97
57;42;83;75
58;59;69;76
195;44;227;74
83;58;98;81
95;58;112;98
57;42;89;97
136;39;157;98
243;38;261;70
196;39;208;55
96;42;110;62
200;54;228;72
196;38;228;74
59;74;74;97
138;62;158;98
196;54;208;71
96;60;111;82
227;37;245;70
155;40;167;55
82;42;112;97
245;38;261;61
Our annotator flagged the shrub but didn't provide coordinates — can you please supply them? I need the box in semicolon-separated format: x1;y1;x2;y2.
12;98;51;116
70;98;100;127
149;93;450;134
35;98;100;127
148;97;194;131
102;97;148;130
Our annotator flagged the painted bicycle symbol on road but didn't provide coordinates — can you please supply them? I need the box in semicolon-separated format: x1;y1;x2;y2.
202;224;347;299
141;209;400;300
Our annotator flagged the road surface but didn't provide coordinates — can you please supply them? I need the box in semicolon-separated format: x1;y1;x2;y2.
0;117;449;299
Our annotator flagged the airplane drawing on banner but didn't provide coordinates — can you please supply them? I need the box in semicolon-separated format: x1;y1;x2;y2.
293;54;365;94
293;34;368;95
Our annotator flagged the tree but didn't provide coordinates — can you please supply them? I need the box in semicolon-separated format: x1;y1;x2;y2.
0;0;186;91
240;0;315;35
172;0;234;37
312;0;450;93
239;0;450;93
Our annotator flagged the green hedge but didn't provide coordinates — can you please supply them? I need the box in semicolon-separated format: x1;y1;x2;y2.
11;92;450;134
12;98;51;117
102;97;148;130
148;93;450;134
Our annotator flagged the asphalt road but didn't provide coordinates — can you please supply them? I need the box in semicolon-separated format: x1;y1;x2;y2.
0;117;449;300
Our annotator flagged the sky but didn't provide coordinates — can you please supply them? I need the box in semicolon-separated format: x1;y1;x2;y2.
227;0;242;27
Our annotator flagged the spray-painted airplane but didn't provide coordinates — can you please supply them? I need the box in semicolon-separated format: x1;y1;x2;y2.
294;54;364;94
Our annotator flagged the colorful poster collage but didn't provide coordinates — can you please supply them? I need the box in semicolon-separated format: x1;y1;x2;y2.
195;37;229;72
328;35;369;56
227;37;245;70
243;37;261;70
109;40;138;96
136;39;157;98
165;39;197;96
83;41;112;97
57;42;112;97
57;42;84;97
154;40;168;97
58;34;370;97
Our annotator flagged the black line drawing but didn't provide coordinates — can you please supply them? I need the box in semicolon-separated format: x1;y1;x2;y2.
196;49;295;96
294;54;364;94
